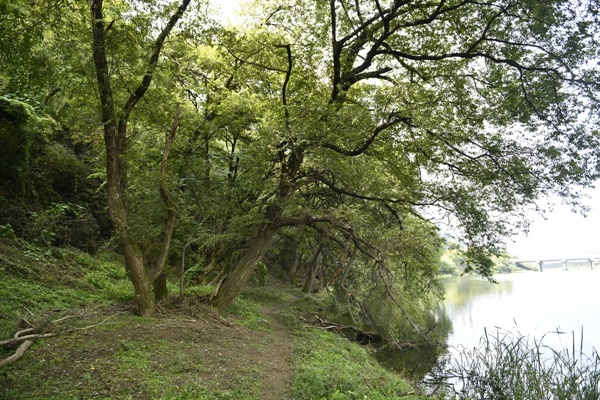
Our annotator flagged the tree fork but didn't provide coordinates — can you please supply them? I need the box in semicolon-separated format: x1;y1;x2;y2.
90;0;190;316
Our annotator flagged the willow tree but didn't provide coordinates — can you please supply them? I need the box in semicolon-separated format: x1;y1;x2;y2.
90;0;191;315
206;0;600;309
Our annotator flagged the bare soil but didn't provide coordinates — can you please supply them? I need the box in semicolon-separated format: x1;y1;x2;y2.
0;298;295;399
258;306;294;400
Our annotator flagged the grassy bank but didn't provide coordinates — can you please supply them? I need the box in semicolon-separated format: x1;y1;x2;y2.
0;237;132;337
0;238;427;399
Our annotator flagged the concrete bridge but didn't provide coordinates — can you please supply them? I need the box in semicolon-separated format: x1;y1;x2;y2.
513;257;600;272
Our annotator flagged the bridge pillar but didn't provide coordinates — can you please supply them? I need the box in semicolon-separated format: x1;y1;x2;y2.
563;260;567;271
538;261;543;272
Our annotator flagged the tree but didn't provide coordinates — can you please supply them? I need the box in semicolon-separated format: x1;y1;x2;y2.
89;0;191;315
204;0;600;309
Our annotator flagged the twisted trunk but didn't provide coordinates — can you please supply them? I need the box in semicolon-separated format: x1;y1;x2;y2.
209;223;278;309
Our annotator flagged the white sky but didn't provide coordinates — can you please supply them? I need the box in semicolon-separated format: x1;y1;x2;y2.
506;185;600;260
210;0;600;261
211;0;242;23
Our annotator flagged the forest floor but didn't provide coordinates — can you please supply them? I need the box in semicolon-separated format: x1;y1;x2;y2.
1;293;297;399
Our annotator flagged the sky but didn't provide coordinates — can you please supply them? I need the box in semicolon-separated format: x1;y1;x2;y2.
210;0;600;262
212;0;242;23
506;185;600;261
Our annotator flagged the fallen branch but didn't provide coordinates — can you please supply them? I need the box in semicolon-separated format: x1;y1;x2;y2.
14;327;34;338
0;340;33;368
1;313;119;368
311;316;422;351
314;315;383;344
0;332;56;347
71;315;119;331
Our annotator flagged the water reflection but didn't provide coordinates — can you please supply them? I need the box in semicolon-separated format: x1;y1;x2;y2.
375;302;454;381
443;275;514;312
441;270;600;359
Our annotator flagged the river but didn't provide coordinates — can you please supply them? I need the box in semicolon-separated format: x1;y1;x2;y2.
375;267;600;381
442;268;600;360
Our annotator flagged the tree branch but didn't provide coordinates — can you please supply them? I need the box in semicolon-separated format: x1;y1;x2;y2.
152;108;182;280
274;44;292;130
322;111;411;156
313;172;431;207
120;0;192;121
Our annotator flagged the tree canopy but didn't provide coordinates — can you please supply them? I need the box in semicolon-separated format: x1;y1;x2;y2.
1;0;599;332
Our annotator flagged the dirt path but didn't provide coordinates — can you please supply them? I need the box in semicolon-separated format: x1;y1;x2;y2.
258;307;294;400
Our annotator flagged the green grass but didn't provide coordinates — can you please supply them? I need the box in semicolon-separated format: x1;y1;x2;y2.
1;313;264;400
0;238;428;399
230;282;430;399
289;326;427;400
0;238;131;337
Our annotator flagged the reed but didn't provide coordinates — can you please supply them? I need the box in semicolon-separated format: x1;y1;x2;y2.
430;327;600;399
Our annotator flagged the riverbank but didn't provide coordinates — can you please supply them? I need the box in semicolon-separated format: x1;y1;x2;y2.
0;238;430;399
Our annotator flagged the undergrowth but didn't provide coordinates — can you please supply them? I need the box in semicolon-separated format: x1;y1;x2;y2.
0;237;131;337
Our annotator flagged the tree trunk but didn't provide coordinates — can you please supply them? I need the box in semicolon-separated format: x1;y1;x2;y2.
209;44;301;309
289;250;300;286
153;273;168;301
90;0;188;316
303;246;322;293
121;236;155;316
209;224;277;309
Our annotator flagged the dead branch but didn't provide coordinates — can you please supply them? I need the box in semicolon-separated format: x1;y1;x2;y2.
71;315;119;331
0;314;119;368
0;340;33;368
314;315;383;344
14;328;34;338
52;315;75;323
0;332;56;347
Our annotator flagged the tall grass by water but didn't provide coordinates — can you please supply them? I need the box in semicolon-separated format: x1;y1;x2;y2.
429;327;600;399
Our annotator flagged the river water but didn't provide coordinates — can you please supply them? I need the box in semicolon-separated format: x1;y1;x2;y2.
375;267;600;380
442;268;600;360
